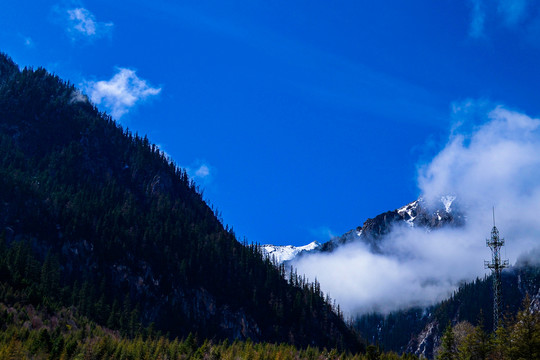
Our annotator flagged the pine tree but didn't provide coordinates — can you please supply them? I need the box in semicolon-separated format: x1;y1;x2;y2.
366;344;380;360
458;322;491;360
438;324;458;360
491;320;510;360
508;295;540;360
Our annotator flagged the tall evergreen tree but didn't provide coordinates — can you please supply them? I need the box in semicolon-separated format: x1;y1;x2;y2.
438;324;458;360
508;295;540;360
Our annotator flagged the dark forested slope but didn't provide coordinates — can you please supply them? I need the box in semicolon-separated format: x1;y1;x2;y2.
355;258;540;358
0;53;361;351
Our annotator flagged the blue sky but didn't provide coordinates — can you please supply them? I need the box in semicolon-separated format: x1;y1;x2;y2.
2;0;540;246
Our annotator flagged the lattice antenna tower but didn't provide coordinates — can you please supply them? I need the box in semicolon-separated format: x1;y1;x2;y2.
484;208;509;332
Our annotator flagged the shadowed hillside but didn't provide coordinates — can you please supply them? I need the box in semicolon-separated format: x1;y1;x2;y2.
0;52;362;352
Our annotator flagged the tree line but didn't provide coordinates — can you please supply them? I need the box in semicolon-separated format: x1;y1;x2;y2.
437;296;539;360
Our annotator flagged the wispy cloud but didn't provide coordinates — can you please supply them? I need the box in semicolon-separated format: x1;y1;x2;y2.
54;3;113;41
143;3;444;126
155;144;172;161
20;35;34;48
185;162;214;185
69;89;88;104
468;0;536;38
469;0;486;38
85;68;161;119
195;164;210;179
309;226;336;241
497;0;529;26
294;102;540;315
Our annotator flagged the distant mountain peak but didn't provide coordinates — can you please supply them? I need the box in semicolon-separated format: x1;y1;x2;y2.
264;195;464;264
397;199;420;227
260;241;320;264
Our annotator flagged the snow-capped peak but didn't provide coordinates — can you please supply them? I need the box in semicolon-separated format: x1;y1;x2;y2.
260;241;320;264
397;200;419;227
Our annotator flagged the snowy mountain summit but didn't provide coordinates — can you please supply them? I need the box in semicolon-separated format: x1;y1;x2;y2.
397;195;458;228
263;196;463;264
260;241;320;264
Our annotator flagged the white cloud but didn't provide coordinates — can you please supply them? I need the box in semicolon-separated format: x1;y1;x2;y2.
294;228;481;315
68;8;97;35
59;5;113;40
185;162;214;185
419;104;540;209
195;164;210;178
293;102;540;316
86;68;161;119
69;89;88;104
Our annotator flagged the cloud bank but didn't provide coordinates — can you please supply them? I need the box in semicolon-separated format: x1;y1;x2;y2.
292;102;540;315
86;68;161;119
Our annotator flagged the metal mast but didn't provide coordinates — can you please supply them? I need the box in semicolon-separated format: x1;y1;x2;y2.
484;208;509;331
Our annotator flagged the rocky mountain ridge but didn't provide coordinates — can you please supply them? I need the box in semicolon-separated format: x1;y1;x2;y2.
259;195;540;359
263;196;464;264
260;241;320;264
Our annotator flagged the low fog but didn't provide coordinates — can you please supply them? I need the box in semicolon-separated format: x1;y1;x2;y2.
292;103;540;315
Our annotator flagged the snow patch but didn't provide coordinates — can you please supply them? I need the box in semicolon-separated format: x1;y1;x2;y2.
441;195;455;213
260;241;320;264
398;200;419;227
